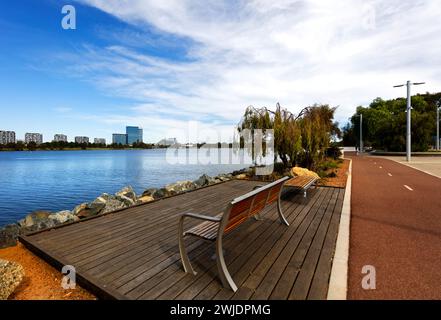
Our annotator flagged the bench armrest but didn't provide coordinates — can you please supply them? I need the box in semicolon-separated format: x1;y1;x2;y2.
180;212;222;222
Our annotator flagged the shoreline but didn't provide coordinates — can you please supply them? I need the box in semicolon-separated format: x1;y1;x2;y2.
0;168;253;249
0;147;167;152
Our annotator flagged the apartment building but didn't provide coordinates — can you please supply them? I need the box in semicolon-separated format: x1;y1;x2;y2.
0;130;16;144
25;133;43;145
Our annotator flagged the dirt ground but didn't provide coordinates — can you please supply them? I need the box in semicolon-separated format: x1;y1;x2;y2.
0;243;96;300
317;158;350;188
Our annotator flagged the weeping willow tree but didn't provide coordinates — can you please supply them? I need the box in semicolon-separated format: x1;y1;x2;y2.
238;103;339;170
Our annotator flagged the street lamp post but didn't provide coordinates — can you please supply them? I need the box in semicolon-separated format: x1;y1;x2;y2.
393;81;425;162
360;113;363;153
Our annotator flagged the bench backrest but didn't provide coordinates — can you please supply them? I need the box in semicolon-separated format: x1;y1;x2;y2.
222;176;289;234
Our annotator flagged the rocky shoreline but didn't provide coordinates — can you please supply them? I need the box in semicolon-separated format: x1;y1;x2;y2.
0;169;252;249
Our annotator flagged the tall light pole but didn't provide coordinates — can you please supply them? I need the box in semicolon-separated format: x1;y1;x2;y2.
393;81;425;162
359;114;363;153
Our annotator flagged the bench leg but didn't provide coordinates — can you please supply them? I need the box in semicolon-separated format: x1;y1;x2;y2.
178;216;197;275
253;213;262;221
277;194;289;226
216;236;238;292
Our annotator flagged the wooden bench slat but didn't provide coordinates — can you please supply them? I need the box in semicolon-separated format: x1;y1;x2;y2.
186;220;219;240
285;176;318;189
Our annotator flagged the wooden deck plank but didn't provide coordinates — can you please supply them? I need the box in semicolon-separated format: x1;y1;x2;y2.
151;198;302;300
231;187;333;300
307;189;345;299
269;188;340;300
20;180;345;300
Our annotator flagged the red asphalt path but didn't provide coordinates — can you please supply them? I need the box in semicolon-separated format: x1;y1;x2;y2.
347;154;441;299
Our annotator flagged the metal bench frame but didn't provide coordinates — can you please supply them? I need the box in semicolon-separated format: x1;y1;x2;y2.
178;176;290;292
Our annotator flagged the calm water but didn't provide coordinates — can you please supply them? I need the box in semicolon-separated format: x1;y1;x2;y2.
0;149;251;226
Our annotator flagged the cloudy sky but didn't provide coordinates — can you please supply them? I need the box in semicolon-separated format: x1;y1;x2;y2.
1;0;441;143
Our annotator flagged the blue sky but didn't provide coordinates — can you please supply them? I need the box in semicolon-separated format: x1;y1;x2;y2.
1;0;441;143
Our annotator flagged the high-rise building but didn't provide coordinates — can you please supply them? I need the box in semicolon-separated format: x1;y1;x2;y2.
126;126;143;145
75;136;89;144
112;133;127;145
94;138;106;144
0;130;16;144
25;133;43;145
53;134;68;142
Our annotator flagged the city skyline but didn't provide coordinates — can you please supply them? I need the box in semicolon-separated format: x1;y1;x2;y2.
1;1;441;144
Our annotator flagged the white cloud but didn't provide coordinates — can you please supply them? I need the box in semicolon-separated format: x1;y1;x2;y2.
72;0;441;141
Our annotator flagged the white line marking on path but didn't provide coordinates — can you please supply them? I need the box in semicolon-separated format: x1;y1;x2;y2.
388;173;392;177
404;185;413;191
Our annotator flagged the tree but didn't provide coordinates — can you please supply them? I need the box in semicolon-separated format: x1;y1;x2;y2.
238;103;339;170
27;141;37;151
343;93;439;152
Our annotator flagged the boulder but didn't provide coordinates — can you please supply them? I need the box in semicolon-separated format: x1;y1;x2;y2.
235;173;248;180
48;211;79;225
216;174;231;182
115;186;137;202
164;180;196;195
115;195;135;207
101;198;127;214
0;224;20;249
0;259;24;300
290;167;320;179
17;211;56;232
137;195;154;204
142;188;157;198
94;193;113;204
74;202;106;219
73;203;88;216
193;174;216;187
151;188;168;199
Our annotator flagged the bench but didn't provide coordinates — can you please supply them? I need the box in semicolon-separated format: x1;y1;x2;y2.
178;176;290;292
284;175;318;198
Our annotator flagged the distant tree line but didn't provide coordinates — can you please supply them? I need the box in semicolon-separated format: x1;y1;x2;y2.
0;141;161;151
342;92;441;152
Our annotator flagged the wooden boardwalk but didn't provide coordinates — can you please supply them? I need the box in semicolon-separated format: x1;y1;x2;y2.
20;180;345;300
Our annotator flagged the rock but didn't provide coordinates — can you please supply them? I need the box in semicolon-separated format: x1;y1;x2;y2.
48;211;79;225
152;188;168;199
17;211;56;232
216;174;231;182
137;195;154;204
290;167;320;179
115;186;137;202
165;180;196;195
193;174;216;187
142;188;157;197
73;203;88;216
19;211;51;229
231;168;248;176
235;173;248;180
94;193;113;204
75;202;106;219
0;225;20;249
115;195;136;207
101;198;127;214
0;259;25;300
